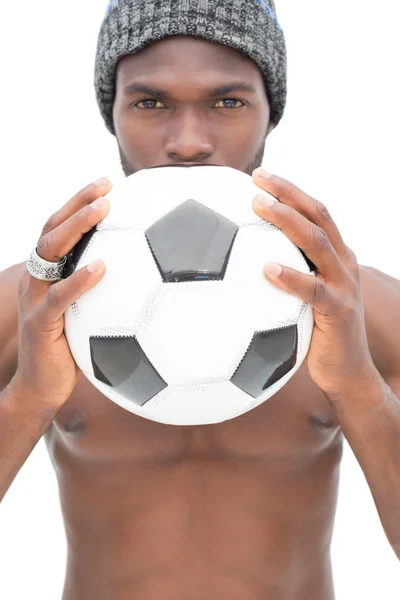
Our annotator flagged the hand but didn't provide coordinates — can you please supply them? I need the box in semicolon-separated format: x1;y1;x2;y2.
12;178;112;412
251;168;379;398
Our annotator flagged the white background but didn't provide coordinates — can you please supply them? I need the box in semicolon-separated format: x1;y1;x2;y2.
0;0;399;597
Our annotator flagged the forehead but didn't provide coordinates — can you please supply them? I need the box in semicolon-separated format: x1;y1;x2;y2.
115;35;262;84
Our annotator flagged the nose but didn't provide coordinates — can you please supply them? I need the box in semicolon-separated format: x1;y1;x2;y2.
165;109;214;164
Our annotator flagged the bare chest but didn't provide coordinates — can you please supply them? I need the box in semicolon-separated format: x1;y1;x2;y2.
45;364;342;600
46;364;342;467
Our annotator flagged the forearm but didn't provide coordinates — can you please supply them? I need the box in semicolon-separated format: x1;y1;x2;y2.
0;381;57;503
328;372;400;560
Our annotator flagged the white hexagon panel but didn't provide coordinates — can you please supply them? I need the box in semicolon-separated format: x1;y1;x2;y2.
64;165;315;426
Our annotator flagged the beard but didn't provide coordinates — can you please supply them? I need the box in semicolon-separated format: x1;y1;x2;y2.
117;131;269;178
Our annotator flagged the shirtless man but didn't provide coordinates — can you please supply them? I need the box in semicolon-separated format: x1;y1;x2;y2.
1;1;400;598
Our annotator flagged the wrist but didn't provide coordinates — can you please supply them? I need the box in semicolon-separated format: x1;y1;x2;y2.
4;375;62;420
325;363;385;407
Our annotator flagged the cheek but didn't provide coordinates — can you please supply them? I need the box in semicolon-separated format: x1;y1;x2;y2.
112;102;125;140
232;112;268;148
113;101;142;137
113;107;139;149
228;123;266;160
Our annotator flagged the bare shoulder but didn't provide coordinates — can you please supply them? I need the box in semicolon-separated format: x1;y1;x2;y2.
0;262;26;390
359;264;400;383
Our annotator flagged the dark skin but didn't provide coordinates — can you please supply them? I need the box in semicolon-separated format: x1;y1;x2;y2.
1;35;400;599
113;36;274;178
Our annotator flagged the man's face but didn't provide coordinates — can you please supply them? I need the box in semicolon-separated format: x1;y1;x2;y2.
113;35;274;177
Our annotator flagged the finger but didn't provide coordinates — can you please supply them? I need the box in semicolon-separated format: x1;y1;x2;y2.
263;263;337;317
36;260;106;327
26;196;110;301
252;169;349;261
39;178;112;238
36;196;110;263
253;193;344;283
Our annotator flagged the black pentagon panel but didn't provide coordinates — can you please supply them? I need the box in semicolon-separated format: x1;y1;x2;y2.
90;336;167;407
230;325;298;398
299;249;317;273
62;226;97;279
145;199;238;283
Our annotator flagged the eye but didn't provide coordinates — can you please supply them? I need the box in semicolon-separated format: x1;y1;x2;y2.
134;99;166;109
214;98;245;109
133;98;246;110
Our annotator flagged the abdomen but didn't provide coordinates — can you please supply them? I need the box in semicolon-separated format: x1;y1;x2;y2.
53;436;342;600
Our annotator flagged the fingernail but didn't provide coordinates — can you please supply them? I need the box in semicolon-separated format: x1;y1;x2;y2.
87;259;104;274
91;197;104;209
255;168;272;180
94;177;109;187
255;193;275;208
265;262;282;277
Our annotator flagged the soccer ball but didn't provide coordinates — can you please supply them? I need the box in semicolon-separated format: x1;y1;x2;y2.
64;165;315;426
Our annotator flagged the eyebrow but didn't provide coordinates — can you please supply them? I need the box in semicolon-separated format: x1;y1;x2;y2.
122;81;257;98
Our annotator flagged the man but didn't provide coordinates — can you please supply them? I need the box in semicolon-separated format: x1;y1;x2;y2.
0;1;399;598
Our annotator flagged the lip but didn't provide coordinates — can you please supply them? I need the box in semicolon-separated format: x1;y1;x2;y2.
149;163;222;169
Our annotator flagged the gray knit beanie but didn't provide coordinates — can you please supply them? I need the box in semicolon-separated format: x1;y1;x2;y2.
95;0;287;136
